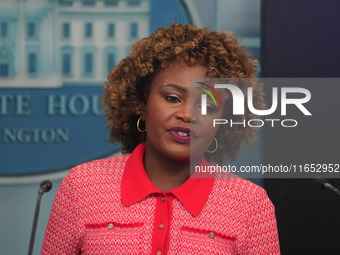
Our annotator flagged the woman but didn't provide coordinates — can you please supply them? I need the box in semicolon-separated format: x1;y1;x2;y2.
42;23;280;254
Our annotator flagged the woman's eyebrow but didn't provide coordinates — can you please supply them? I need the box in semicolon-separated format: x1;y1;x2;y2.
161;84;187;92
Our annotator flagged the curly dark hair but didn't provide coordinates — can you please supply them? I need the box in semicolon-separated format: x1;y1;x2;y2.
102;23;265;164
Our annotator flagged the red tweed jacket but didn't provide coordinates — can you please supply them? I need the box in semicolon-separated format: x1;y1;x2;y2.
42;143;280;254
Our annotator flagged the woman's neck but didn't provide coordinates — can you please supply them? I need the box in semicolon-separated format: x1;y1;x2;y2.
143;144;199;192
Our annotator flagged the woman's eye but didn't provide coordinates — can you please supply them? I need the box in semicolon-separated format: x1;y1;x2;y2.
198;104;216;114
206;105;216;113
165;95;181;103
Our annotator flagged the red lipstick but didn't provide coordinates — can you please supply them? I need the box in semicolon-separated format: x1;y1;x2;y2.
168;126;195;144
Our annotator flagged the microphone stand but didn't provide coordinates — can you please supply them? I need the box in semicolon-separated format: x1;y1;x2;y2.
314;177;340;199
28;180;52;255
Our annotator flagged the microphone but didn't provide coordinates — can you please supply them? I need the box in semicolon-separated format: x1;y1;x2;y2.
28;180;53;255
314;178;340;198
39;180;53;194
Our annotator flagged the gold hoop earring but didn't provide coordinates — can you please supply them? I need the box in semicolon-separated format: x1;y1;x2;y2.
137;116;146;133
206;137;218;153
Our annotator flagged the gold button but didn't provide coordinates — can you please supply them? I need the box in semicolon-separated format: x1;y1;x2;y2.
108;223;114;229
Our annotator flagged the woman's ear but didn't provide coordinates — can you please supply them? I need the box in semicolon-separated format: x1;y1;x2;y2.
136;101;146;119
140;104;147;120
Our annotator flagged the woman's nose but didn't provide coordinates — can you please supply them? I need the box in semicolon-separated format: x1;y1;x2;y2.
175;101;192;123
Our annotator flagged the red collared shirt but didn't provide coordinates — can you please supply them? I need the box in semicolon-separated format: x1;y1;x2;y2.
42;142;280;254
121;142;214;254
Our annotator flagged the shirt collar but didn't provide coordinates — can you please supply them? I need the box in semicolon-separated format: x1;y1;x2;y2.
121;142;214;217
